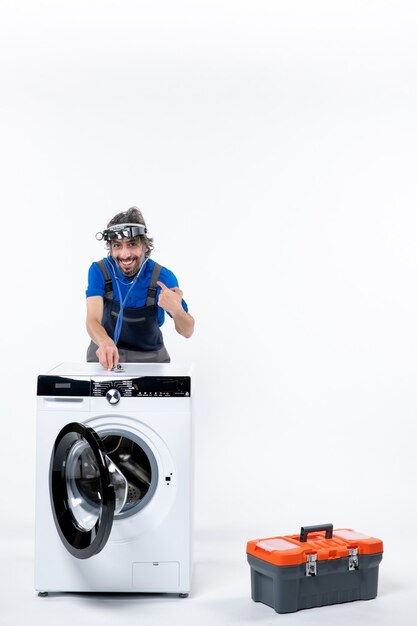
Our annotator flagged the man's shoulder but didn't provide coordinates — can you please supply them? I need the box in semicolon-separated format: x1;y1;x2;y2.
146;259;178;286
86;258;108;297
88;258;109;276
89;257;108;269
157;264;178;287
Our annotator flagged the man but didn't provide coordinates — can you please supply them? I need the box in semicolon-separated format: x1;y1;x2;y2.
86;206;194;369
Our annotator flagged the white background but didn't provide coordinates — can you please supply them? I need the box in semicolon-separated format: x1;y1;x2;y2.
0;1;416;624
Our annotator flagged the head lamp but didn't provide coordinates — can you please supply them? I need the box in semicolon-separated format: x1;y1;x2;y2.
96;222;147;242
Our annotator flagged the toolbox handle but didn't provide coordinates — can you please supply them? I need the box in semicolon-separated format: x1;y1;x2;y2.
300;524;333;542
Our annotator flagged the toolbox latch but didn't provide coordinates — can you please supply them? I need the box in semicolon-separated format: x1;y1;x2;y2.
348;548;359;571
306;554;317;576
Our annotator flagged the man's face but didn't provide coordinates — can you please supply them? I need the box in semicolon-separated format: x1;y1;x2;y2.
110;238;145;276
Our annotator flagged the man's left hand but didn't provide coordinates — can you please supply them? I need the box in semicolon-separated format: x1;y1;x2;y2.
157;281;184;316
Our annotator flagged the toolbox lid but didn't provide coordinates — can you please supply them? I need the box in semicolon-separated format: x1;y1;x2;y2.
247;524;383;566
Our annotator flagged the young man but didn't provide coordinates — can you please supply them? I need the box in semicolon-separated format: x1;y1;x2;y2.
86;207;194;370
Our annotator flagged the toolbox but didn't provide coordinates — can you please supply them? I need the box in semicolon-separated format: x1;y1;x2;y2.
247;523;383;613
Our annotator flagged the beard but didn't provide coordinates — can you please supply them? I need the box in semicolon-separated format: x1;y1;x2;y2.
113;254;143;277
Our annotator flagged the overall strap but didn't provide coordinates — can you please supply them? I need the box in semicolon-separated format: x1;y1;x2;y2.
97;259;114;299
146;262;162;306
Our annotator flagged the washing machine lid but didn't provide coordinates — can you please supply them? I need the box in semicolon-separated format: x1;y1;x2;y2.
50;422;115;559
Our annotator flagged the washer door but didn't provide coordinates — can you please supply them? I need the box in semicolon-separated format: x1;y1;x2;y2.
50;422;118;559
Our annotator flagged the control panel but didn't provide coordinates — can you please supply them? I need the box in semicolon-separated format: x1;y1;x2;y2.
38;375;191;397
92;377;191;397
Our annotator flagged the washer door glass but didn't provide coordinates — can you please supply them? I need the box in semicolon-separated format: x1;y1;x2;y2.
50;422;117;559
65;440;128;530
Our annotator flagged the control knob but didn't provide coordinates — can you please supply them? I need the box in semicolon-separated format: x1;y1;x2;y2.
106;388;121;404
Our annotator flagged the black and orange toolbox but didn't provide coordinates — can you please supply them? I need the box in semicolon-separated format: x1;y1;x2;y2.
247;523;383;613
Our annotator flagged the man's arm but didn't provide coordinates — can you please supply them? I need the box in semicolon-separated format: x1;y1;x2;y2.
86;296;119;370
156;281;195;338
172;307;195;338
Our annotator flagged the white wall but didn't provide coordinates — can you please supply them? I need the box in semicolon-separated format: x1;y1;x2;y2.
1;1;416;547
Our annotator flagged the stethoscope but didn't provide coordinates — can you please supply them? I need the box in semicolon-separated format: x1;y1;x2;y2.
106;255;149;345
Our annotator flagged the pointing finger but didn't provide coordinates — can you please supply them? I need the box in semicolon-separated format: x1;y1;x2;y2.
157;280;168;291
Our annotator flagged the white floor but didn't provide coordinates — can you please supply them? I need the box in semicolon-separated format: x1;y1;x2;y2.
0;525;415;626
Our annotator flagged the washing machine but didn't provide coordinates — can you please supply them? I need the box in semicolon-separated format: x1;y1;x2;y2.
35;362;193;597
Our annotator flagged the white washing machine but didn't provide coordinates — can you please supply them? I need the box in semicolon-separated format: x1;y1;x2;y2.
35;362;193;597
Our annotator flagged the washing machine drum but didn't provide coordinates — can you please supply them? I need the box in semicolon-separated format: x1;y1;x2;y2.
50;422;148;559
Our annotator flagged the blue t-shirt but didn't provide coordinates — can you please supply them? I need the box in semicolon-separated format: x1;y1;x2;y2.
86;257;188;327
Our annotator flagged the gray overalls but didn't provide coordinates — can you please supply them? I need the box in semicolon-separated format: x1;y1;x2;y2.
86;259;171;363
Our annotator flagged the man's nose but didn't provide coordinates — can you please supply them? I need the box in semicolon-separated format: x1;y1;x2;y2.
119;244;131;257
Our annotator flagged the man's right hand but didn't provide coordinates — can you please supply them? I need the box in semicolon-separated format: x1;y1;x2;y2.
96;341;119;371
